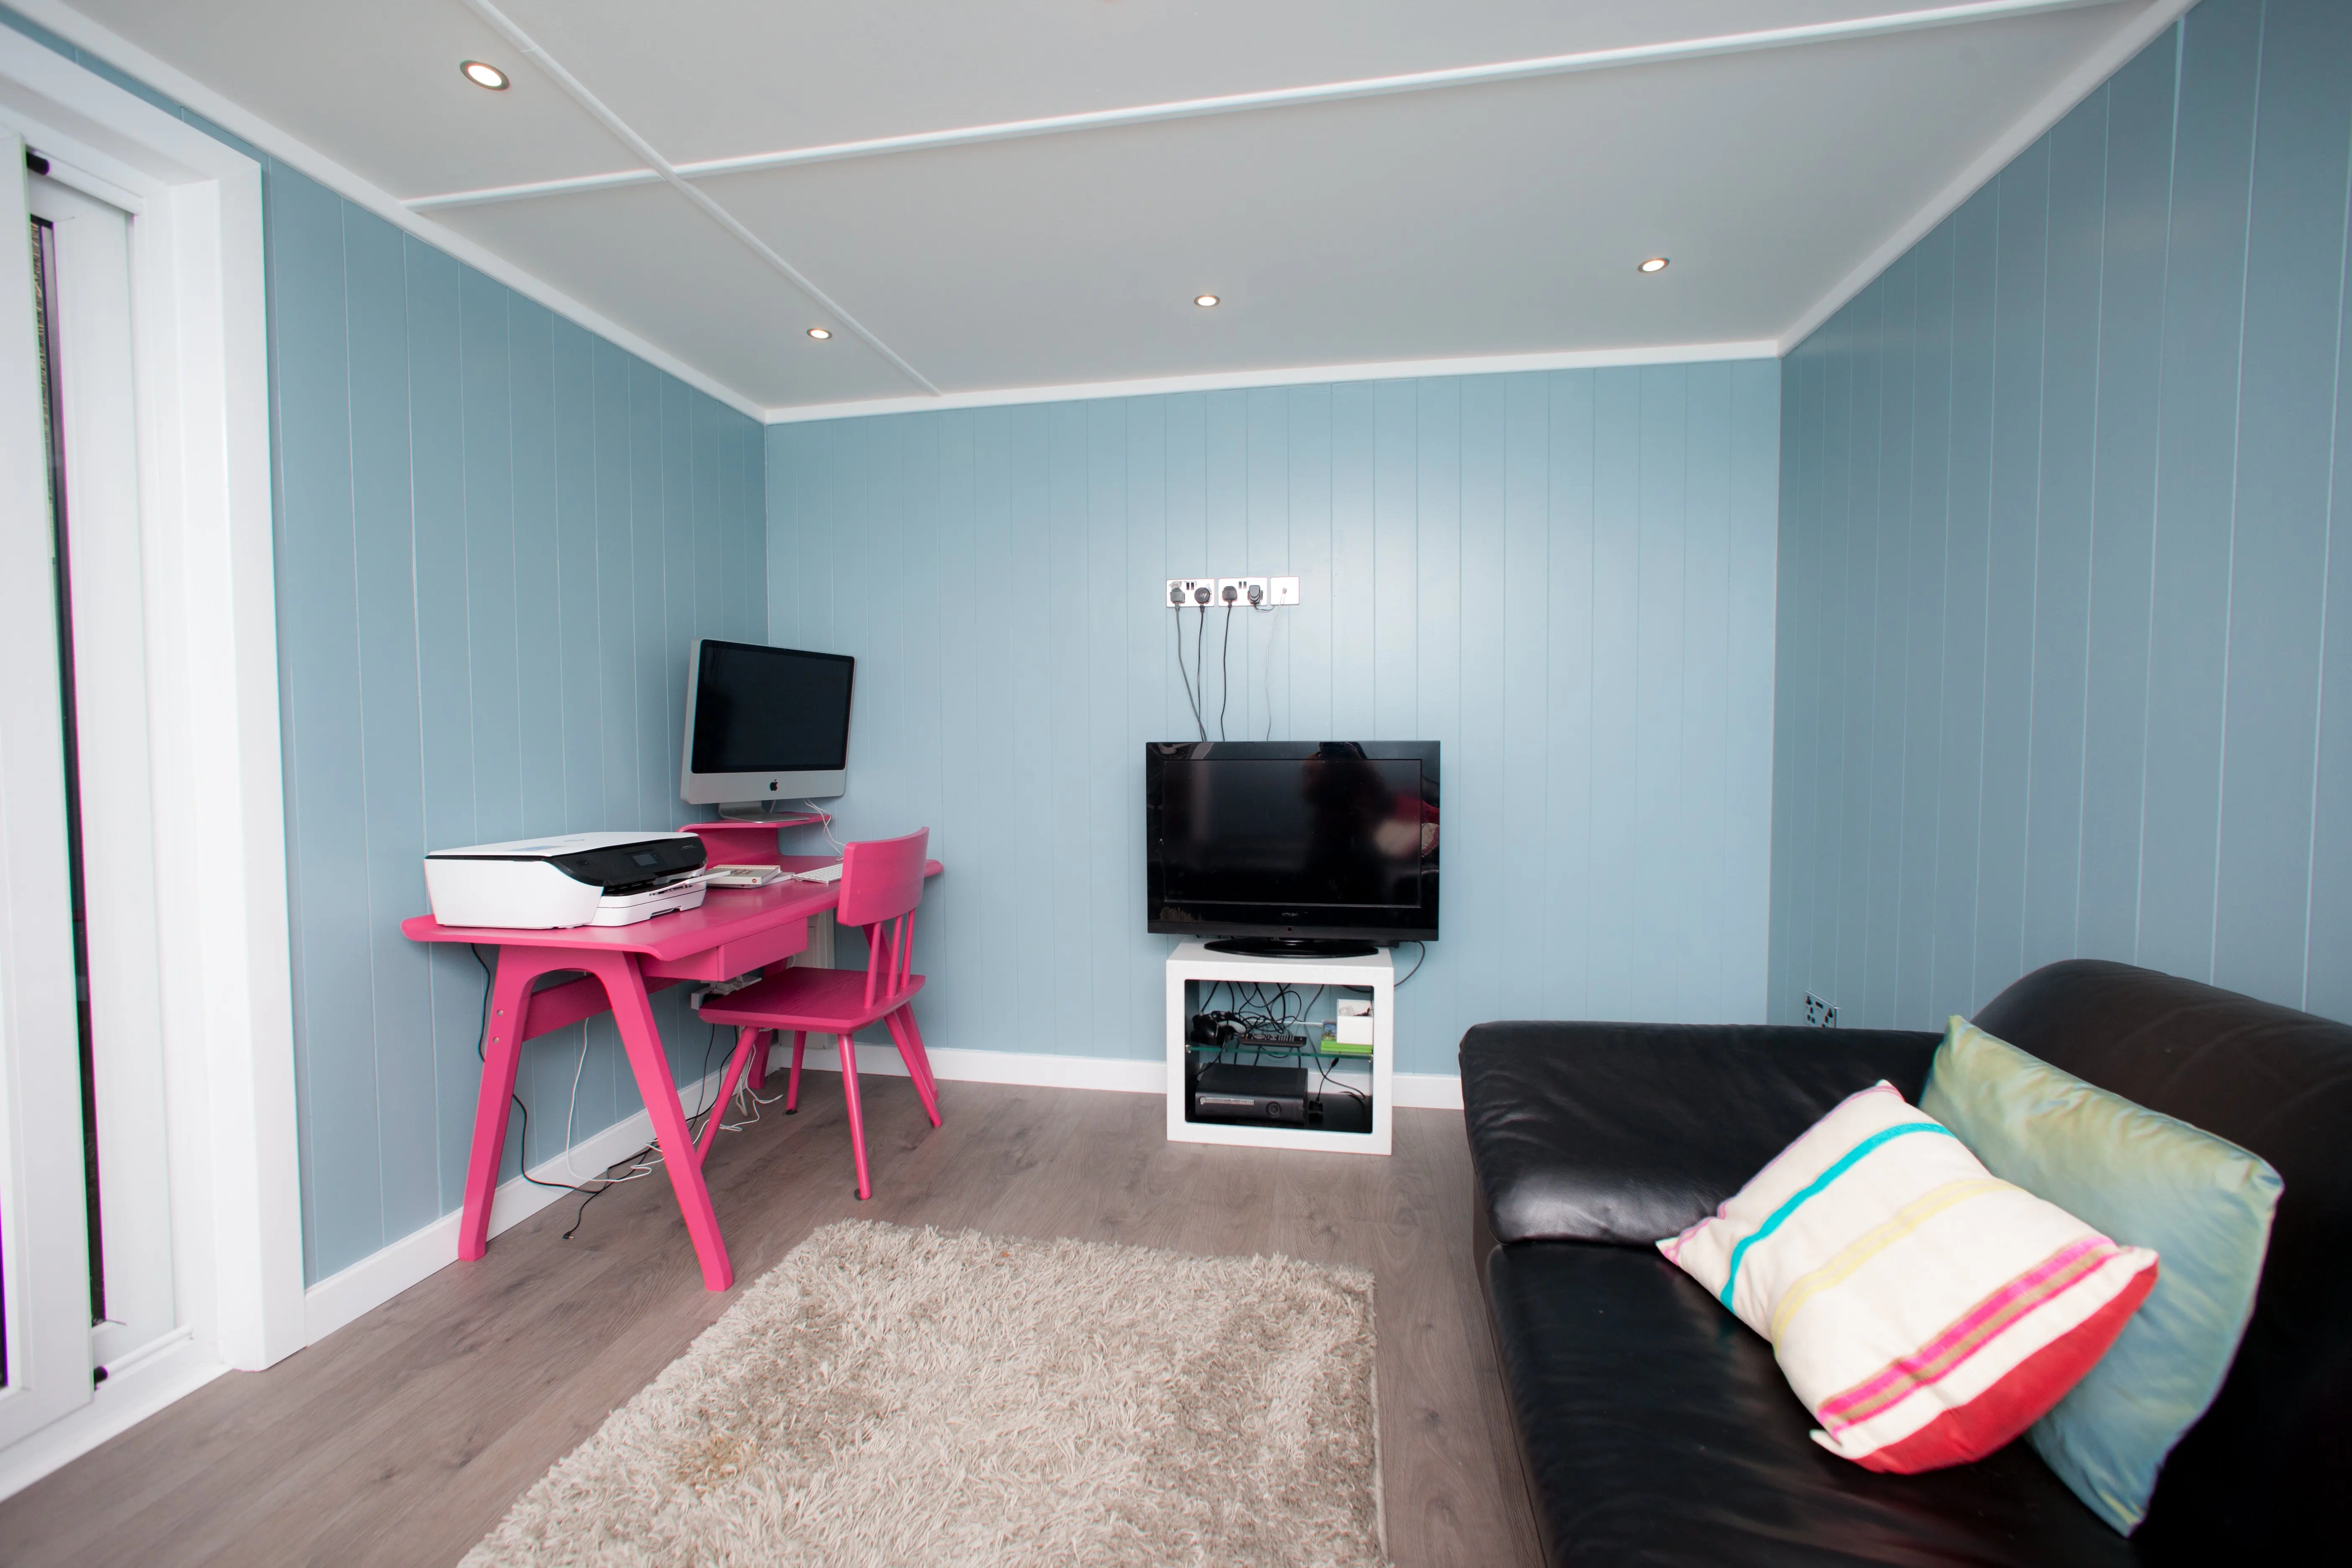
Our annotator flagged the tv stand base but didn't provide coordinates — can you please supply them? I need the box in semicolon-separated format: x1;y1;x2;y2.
1203;936;1378;959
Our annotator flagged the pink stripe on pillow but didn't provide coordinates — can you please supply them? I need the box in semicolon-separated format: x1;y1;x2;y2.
1844;1261;2160;1473
1818;1237;2118;1429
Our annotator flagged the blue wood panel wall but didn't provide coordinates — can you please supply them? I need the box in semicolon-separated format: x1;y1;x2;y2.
767;363;1780;1077
266;163;766;1283
1771;0;2352;1031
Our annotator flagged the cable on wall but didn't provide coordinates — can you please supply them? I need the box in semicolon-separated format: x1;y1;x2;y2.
1260;602;1282;741
1174;606;1206;740
1193;606;1208;737
1218;603;1235;740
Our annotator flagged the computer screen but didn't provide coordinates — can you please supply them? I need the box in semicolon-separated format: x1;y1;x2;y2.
688;642;854;774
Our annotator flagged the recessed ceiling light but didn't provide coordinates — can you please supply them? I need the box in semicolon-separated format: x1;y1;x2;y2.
806;327;832;340
1638;257;1670;274
1194;294;1220;308
461;60;509;90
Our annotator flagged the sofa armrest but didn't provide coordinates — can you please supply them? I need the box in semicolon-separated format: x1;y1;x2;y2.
1460;1020;1939;1246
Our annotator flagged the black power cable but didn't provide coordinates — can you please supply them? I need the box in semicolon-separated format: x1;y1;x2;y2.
1174;606;1206;740
563;1021;732;1241
473;945;750;1243
1193;605;1207;735
471;945;588;1195
1218;602;1235;740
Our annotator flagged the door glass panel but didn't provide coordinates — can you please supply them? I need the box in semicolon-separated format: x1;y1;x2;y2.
31;213;102;1334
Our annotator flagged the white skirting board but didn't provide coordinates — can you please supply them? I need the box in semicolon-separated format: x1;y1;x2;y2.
300;1047;1463;1347
0;1330;227;1503
784;1036;1465;1109
299;1059;734;1346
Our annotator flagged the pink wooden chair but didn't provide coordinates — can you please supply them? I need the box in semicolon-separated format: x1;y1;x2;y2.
696;828;939;1199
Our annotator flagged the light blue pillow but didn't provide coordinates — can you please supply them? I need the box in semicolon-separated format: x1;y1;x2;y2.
1919;1018;2281;1534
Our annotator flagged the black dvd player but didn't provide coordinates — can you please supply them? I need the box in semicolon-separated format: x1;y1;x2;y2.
1191;1062;1309;1124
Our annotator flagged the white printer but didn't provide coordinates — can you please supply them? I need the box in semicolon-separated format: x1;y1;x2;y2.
424;832;710;929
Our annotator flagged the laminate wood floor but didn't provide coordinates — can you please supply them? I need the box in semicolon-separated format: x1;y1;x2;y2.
1;1077;1541;1567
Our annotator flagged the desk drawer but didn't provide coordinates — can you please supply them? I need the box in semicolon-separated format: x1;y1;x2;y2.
641;917;809;984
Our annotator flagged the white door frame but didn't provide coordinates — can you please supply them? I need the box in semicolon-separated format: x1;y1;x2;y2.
0;28;300;1402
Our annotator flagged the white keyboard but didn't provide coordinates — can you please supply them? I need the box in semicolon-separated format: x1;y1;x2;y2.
791;861;844;884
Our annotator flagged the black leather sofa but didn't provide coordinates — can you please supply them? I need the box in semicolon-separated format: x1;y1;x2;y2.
1460;960;2350;1565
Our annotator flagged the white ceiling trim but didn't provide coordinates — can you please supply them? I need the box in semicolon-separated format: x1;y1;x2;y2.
410;0;2125;213
761;339;1781;426
1776;0;2195;352
454;0;937;396
5;0;765;418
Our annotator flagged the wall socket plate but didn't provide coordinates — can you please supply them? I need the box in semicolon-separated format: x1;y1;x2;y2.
1803;992;1840;1027
1162;575;1300;608
1212;576;1274;607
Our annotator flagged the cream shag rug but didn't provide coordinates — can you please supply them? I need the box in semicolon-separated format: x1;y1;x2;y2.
464;1220;1384;1567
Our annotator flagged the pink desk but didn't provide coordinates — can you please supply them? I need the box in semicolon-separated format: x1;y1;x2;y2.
401;851;943;1291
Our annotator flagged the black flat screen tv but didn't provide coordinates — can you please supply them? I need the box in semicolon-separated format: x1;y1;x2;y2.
1145;741;1439;957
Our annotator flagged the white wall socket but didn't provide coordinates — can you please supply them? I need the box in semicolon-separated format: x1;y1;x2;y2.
1162;575;1300;608
1212;577;1275;607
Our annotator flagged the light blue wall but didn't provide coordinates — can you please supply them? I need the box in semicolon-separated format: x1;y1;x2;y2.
1771;0;2352;1031
0;8;770;1283
768;364;1781;1075
268;173;766;1283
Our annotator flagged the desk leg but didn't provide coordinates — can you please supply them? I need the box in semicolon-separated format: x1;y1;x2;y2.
459;950;541;1261
589;952;734;1291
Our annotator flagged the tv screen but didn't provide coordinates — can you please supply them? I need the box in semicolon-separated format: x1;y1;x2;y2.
1145;742;1439;946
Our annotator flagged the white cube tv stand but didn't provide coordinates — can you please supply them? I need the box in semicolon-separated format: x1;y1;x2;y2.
1164;939;1395;1156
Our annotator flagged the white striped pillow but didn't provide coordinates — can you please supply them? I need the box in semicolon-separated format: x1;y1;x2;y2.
1659;1081;2159;1473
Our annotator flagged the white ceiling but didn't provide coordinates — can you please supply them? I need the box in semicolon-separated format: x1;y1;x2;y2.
51;0;2184;418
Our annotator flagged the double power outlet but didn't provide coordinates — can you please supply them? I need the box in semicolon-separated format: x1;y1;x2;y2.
1164;576;1302;610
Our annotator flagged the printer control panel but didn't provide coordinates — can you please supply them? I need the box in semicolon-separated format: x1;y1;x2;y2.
549;836;707;893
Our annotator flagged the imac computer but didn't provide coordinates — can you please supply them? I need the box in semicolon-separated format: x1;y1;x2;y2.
680;640;855;818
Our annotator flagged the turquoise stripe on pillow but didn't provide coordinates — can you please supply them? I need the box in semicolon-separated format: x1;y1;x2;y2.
1720;1122;1956;1308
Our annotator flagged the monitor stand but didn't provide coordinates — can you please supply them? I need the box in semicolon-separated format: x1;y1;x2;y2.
1204;936;1379;960
717;800;826;823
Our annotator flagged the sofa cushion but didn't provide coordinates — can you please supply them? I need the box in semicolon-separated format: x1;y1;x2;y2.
1485;1239;2143;1567
1920;1016;2283;1533
1970;961;2352;1547
1658;1081;2160;1475
1460;1021;1940;1246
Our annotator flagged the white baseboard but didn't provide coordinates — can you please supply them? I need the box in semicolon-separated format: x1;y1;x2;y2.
0;1331;228;1504
795;1038;1466;1108
300;1061;735;1346
798;1037;1166;1094
1394;1071;1464;1109
302;1044;1467;1349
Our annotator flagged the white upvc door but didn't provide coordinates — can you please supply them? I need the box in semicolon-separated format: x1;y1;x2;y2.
0;129;93;1449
